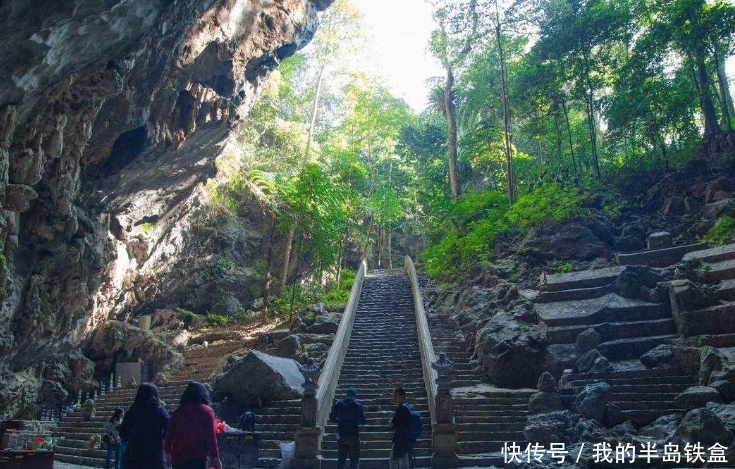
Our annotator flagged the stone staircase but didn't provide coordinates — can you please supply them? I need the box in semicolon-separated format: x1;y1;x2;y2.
52;339;303;468
676;243;735;340
321;270;432;469
528;243;735;428
428;312;534;468
563;366;695;427
535;266;677;365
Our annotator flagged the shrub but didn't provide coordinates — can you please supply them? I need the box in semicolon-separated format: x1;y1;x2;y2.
206;313;230;327
703;215;735;246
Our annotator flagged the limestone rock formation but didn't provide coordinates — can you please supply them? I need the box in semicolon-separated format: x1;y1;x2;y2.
83;320;184;377
474;312;549;388
0;0;332;417
212;349;304;406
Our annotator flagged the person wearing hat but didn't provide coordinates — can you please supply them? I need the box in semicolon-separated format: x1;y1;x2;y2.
329;387;367;469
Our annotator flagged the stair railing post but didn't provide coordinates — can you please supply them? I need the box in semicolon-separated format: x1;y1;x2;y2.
295;359;322;469
431;353;459;468
404;256;459;469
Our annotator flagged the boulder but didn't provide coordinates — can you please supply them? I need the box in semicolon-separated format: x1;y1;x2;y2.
615;269;642;298
575;328;601;353
663;196;687;215
671;408;735;448
709;366;735;401
212;350;304;407
474;312;548;388
674;386;723;410
521;222;609;261
575;349;611;374
611;419;637;436
524;410;582;446
529;392;564;414
707;402;735;433
710;380;735;403
647;232;672;249
259;329;290;348
638;414;681;441
275;335;303;360
699;346;728;385
604;403;626;427
38;380;68;404
575;382;610;422
537;372;558;393
702;198;735;219
640;344;676;368
307;313;342;334
83;321;183;376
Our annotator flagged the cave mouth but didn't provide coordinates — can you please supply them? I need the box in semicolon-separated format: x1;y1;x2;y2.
98;125;148;177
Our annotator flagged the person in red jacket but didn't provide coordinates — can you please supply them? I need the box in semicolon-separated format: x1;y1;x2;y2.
164;381;222;469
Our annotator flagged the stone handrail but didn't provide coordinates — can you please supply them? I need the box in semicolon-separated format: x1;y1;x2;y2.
404;256;438;426
315;259;368;431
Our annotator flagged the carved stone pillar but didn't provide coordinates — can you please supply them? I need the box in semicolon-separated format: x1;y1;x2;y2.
295;359;322;469
431;353;458;469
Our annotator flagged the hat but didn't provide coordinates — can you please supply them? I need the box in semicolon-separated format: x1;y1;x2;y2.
346;387;357;397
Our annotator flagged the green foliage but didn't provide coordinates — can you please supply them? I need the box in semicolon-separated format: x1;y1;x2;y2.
206;313;230;327
552;259;573;274
703;216;735;246
139;222;155;235
421;184;586;280
421;191;510;279
507;183;585;230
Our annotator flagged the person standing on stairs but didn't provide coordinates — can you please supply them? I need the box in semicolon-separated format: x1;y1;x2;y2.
120;383;169;469
164;381;222;469
329;387;367;469
104;408;124;469
389;388;412;469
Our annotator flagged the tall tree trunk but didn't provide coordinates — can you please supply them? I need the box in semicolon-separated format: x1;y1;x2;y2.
288;232;304;323
303;66;326;165
554;112;563;163
713;48;733;132
262;216;277;319
387;223;392;269
445;67;461;203
561;97;577;175
495;4;514;205
582;52;600;180
280;225;295;294
282;66;326;292
692;47;720;138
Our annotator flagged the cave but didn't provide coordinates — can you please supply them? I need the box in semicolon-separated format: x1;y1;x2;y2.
97;125;147;177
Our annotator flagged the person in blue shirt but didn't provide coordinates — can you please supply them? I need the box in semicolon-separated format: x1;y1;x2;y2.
330;387;367;469
389;388;412;469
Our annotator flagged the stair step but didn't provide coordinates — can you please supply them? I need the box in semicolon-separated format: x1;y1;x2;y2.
543;266;625;293
597;335;678;360
682;243;735;265
535;294;670;328
617;242;708;268
547;318;676;344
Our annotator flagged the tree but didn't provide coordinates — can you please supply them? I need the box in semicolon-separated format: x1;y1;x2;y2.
427;0;479;203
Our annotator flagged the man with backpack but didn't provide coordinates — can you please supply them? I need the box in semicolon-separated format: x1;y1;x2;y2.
329;387;367;469
389;387;422;469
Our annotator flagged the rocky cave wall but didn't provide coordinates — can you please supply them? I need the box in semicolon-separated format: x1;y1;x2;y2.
0;0;333;418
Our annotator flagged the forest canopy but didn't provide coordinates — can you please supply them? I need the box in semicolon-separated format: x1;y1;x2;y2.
209;0;735;299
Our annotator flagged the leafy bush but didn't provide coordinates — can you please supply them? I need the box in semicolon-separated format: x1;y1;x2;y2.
421;191;509;279
421;184;585;280
703;216;735;246
206;313;230;327
507;183;585;230
552;259;573;273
